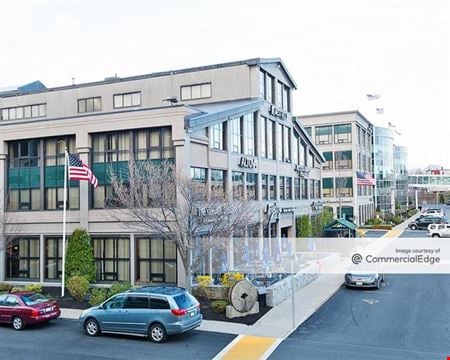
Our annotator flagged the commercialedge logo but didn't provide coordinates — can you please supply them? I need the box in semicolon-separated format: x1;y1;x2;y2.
352;253;441;265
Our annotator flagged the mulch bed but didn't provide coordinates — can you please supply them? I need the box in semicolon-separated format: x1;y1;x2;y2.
198;297;272;325
43;287;91;310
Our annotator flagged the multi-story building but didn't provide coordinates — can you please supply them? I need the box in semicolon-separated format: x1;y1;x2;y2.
297;111;375;225
0;58;324;287
373;127;395;214
394;145;408;210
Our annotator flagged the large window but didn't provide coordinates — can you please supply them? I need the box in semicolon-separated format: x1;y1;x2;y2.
292;133;299;164
191;167;207;183
323;151;333;170
6;238;39;280
113;92;141;108
334;124;352;143
78;97;101;113
336;177;353;197
136;237;177;283
211;169;225;194
8;140;40;211
335;150;352;169
232;171;244;199
231;117;242;153
45;137;79;210
1;104;46;121
282;85;289;111
302;179;308;199
93;237;130;282
243;113;256;156
286;177;292;200
260;116;267;158
246;173;257;200
135;127;173;160
261;174;268;200
277;123;283;161
259;71;266;99
45;237;62;280
180;83;211;101
266;74;273;103
276;81;283;108
267;120;275;160
279;176;285;200
269;175;276;200
211;122;225;150
294;178;301;199
283;126;290;162
322;178;334;197
315;126;332;144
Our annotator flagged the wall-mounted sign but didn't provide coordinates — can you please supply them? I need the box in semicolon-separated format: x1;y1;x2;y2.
239;156;257;169
269;105;288;120
294;164;310;178
311;201;323;211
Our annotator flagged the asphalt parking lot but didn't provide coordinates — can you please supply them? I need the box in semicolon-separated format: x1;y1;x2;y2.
0;319;235;360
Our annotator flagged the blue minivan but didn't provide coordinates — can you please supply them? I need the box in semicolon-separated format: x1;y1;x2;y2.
79;286;202;343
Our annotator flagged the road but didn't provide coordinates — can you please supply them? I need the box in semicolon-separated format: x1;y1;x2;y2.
270;207;450;360
0;319;235;360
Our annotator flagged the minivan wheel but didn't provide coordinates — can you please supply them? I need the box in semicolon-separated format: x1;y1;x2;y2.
85;318;100;336
149;323;167;343
410;225;417;230
432;234;440;238
12;316;24;331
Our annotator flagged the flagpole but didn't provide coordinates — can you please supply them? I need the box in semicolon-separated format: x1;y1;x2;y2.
61;148;68;298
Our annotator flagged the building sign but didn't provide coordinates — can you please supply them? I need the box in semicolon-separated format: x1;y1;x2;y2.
239;156;257;169
281;207;295;213
311;201;323;211
294;164;310;178
269;105;288;120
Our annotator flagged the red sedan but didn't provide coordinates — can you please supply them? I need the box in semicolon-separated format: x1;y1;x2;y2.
0;292;60;330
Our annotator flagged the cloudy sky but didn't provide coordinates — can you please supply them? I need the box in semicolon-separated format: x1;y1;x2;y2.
0;0;448;169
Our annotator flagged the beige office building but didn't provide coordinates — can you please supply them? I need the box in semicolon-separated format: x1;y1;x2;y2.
0;58;324;287
298;111;375;225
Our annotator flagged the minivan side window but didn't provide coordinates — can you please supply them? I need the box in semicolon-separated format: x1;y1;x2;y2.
104;295;125;309
125;295;150;309
150;298;170;309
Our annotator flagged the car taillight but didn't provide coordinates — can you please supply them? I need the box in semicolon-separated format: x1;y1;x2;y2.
31;309;40;317
171;308;187;316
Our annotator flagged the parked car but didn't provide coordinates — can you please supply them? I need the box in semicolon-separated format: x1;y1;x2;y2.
345;272;384;289
427;223;450;238
409;216;446;230
446;200;450;206
79;286;202;343
0;292;60;330
423;208;444;217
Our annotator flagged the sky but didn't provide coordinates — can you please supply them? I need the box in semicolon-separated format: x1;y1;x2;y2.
0;0;448;169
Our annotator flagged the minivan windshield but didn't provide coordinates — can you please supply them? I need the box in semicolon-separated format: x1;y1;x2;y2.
21;293;49;306
174;293;197;309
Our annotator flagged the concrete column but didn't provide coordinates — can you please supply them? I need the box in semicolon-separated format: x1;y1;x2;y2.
76;131;91;230
129;233;135;285
0;150;7;281
39;234;45;283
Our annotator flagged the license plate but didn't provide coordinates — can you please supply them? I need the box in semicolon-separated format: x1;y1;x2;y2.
44;307;53;313
189;311;195;317
356;281;363;286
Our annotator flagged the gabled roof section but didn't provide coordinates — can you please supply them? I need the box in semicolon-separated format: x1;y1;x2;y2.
324;218;357;230
0;57;295;97
0;80;46;97
293;117;325;163
185;98;264;132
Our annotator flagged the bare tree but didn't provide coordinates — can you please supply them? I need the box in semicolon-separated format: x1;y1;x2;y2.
109;159;258;289
0;198;19;252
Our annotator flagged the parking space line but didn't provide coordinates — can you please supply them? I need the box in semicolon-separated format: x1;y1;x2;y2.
214;335;278;360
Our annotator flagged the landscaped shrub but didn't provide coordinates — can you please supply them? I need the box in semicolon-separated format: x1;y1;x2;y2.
65;228;96;283
89;288;109;306
210;300;229;313
0;283;13;293
109;282;132;297
296;215;312;237
68;276;90;302
24;283;43;293
221;272;244;288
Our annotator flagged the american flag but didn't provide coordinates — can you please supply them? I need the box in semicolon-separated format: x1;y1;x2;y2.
356;171;376;186
68;153;98;188
367;94;381;100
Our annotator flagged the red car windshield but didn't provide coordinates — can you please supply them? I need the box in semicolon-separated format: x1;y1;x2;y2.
21;294;50;306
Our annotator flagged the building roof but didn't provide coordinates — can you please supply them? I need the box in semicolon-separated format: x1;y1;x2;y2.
185;98;264;131
0;58;296;98
324;218;357;230
0;80;47;97
296;110;373;127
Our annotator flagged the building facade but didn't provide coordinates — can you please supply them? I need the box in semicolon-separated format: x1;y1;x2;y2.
394;145;408;210
0;58;324;287
373;127;395;214
297;111;375;225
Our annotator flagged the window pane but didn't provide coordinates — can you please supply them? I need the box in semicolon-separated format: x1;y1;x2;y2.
93;97;101;111
123;94;132;107
201;83;211;98
86;98;94;112
39;104;46;117
24;106;31;118
131;92;141;106
181;86;191;100
31;105;39;117
16;107;24;119
191;85;201;99
114;94;123;108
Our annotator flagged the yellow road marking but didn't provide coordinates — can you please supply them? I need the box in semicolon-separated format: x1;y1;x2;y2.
221;335;278;360
383;229;401;238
